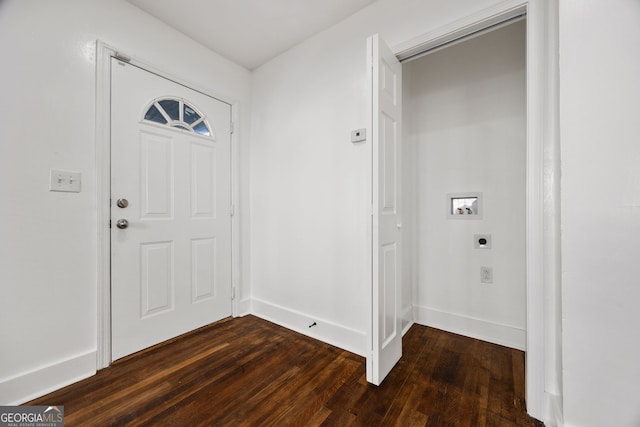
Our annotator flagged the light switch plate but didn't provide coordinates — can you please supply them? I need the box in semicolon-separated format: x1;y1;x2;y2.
50;169;81;192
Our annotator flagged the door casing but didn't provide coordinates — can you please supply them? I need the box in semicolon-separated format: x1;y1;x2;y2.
95;42;241;369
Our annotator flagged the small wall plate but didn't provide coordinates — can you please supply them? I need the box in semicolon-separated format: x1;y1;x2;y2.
447;192;482;220
50;169;81;193
474;234;492;249
351;128;366;143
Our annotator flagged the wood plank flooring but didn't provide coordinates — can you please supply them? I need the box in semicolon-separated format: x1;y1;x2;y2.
29;315;543;426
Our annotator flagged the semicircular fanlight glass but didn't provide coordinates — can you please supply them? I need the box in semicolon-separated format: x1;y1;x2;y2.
142;97;212;138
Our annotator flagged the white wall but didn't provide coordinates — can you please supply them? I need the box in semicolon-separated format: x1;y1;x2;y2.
404;21;526;349
0;0;251;404
559;0;640;426
249;0;511;355
0;0;581;421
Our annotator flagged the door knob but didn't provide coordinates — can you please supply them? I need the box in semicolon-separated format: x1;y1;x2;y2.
116;219;129;229
116;198;129;208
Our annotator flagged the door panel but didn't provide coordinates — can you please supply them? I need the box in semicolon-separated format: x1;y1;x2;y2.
382;242;397;345
140;131;173;217
191;143;216;217
368;34;402;386
110;59;232;360
191;238;216;302
140;241;173;317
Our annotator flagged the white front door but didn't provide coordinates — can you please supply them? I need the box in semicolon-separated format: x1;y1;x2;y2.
368;34;402;385
110;59;232;360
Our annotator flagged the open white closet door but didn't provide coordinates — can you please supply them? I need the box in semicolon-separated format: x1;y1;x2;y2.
367;34;402;386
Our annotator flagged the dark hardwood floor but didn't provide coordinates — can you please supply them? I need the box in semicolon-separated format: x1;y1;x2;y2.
30;315;543;426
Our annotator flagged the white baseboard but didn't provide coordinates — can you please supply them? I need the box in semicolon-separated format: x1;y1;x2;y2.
0;350;96;405
402;305;414;335
545;391;564;427
413;305;526;350
251;298;367;357
235;298;252;317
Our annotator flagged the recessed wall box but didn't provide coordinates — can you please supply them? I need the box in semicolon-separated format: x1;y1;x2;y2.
447;192;482;219
474;234;492;249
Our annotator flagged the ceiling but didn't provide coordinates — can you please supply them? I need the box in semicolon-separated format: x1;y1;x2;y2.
127;0;377;70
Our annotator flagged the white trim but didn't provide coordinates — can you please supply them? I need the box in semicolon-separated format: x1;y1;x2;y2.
95;40;241;370
524;0;548;421
365;34;375;383
137;119;215;141
251;298;367;357
542;0;562;421
369;33;382;385
230;102;241;318
96;41;113;370
546;391;564;427
0;350;95;405
413;305;526;351
236;298;252;317
394;0;527;62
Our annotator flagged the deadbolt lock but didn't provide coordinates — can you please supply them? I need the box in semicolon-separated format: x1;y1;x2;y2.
116;198;129;208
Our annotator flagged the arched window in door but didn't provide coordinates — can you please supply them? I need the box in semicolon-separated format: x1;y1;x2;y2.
142;97;212;137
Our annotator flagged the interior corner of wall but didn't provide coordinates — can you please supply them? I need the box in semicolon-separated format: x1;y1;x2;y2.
236;298;252;317
249;297;367;357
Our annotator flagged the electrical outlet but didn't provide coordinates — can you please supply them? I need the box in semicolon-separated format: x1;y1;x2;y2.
481;266;493;284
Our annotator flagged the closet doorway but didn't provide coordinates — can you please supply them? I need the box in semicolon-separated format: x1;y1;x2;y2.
402;20;527;350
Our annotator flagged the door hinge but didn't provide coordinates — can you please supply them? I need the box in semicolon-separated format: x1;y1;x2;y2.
231;286;236;300
109;219;112;228
230;205;235;217
230;121;235;134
